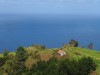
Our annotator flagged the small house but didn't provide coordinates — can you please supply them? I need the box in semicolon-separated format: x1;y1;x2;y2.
57;50;66;56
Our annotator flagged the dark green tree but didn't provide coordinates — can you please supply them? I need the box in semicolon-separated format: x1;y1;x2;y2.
16;46;28;61
15;46;29;74
3;49;9;59
0;49;9;67
88;43;93;49
0;57;6;67
59;59;78;75
78;57;96;75
69;39;79;47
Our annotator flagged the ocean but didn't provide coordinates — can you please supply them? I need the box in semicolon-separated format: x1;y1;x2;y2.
0;14;100;52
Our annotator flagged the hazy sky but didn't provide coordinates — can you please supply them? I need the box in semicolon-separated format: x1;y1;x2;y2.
0;0;100;15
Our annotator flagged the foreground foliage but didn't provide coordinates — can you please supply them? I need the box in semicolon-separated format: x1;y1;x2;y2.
25;57;96;75
0;46;97;75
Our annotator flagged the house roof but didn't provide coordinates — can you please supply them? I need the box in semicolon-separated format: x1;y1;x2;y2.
57;50;66;55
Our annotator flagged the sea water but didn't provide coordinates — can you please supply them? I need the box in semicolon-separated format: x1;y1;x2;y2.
0;14;100;51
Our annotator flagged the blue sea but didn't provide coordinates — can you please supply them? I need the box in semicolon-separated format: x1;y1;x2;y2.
0;14;100;52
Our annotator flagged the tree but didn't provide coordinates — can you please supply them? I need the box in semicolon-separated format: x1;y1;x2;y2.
16;46;28;61
59;57;96;75
0;57;6;67
78;57;96;75
69;39;79;47
3;49;9;59
0;49;9;67
15;46;29;74
88;43;93;49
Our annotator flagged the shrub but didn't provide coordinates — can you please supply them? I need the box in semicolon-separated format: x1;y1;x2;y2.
78;57;96;75
59;59;79;75
69;39;79;47
0;57;6;67
88;43;94;49
32;44;45;50
25;57;96;75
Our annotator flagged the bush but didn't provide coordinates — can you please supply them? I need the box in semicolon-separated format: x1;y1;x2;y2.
59;59;78;75
69;39;79;47
0;57;6;67
78;57;96;75
25;57;96;75
32;44;45;50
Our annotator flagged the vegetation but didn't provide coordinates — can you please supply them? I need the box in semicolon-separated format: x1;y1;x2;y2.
69;39;79;47
25;57;96;75
0;42;100;75
88;43;94;49
62;39;79;48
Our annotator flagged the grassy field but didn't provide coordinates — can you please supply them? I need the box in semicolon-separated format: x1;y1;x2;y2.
63;47;100;75
25;46;100;74
0;54;3;57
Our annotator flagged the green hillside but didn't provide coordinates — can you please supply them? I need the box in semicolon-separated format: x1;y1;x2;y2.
0;45;100;75
25;46;100;75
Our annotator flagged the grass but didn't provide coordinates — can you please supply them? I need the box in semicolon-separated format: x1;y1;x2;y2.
0;53;3;57
97;63;100;75
63;47;100;75
66;47;100;73
95;59;100;75
36;47;100;75
25;46;100;60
